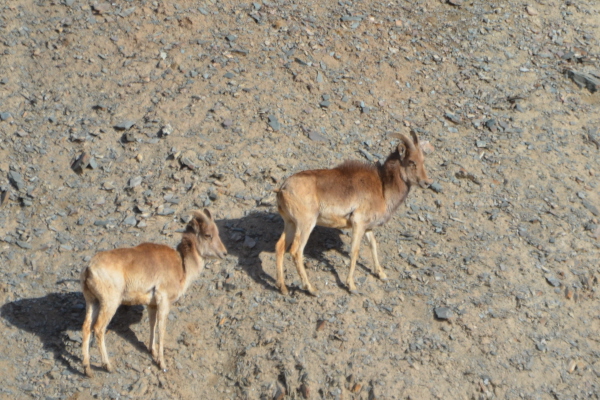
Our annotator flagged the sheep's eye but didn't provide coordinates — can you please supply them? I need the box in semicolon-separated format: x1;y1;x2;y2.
204;234;212;239
409;160;417;167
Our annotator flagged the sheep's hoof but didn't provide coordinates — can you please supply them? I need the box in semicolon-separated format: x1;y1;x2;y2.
84;366;94;378
347;283;358;294
305;285;319;297
103;363;114;373
378;272;388;281
277;284;289;295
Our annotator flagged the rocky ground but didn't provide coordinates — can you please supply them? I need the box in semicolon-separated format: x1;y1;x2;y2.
1;0;600;399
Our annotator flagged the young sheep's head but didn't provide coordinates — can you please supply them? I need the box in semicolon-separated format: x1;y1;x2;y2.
397;131;432;189
188;209;228;259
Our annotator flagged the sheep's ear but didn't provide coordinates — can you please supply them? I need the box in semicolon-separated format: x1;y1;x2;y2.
189;218;200;234
203;208;213;221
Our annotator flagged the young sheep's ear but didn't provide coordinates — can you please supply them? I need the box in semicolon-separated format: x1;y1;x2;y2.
203;208;212;221
189;218;200;234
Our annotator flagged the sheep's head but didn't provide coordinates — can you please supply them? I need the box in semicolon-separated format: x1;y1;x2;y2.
187;209;227;259
396;131;432;189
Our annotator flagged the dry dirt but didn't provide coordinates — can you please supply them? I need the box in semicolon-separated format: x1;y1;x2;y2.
1;0;600;399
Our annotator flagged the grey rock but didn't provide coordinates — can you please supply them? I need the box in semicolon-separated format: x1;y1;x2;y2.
88;157;97;169
114;120;136;130
129;176;142;188
16;240;32;249
444;112;461;124
8;171;25;191
268;115;281;131
429;182;443;193
360;148;374;162
0;112;11;121
94;219;112;227
157;206;175;216
565;69;599;93
435;307;454;320
161;124;173;136
536;342;547;352
316;71;324;83
122;131;136;142
123;215;137;226
341;16;363;22
545;275;561;287
582;200;599;217
243;235;256;249
307;130;327;142
71;152;91;172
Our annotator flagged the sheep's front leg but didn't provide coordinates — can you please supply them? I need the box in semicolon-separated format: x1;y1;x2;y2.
346;224;367;293
365;230;387;280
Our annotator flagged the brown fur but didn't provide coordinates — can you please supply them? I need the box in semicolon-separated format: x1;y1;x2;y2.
80;209;227;377
275;132;432;295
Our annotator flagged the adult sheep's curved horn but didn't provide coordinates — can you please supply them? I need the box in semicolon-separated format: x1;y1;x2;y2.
396;133;416;155
192;210;209;222
410;130;420;145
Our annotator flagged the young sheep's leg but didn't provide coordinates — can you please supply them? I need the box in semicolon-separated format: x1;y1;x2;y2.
290;221;318;296
275;220;296;295
346;225;367;293
365;230;387;280
155;298;170;371
81;297;97;377
147;305;158;358
94;299;120;373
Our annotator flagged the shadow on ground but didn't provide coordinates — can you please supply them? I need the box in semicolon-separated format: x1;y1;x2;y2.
0;292;145;375
218;211;360;294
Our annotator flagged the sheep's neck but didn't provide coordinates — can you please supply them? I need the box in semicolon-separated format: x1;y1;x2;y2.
380;158;411;217
177;234;205;295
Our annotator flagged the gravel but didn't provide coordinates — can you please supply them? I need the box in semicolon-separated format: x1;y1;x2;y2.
0;0;599;398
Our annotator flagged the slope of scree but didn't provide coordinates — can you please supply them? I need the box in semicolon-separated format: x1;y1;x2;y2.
0;0;599;399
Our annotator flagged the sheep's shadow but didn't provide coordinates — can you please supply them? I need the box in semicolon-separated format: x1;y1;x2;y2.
0;292;145;376
218;211;364;294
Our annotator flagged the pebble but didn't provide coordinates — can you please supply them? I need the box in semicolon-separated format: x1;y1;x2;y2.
161;124;173;136
429;182;443;193
0;112;11;121
268;115;281;131
8;171;26;191
565;70;599;93
243;236;256;249
114;120;136;130
434;307;454;320
526;6;538;16
128;176;142;188
71;152;91;172
307;130;327;142
123;215;137;226
545;275;561;287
